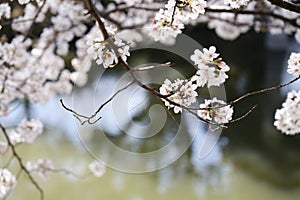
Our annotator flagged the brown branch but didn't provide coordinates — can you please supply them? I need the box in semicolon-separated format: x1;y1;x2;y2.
24;0;47;40
170;0;179;24
98;3;300;31
205;7;300;29
118;58;224;126
267;0;300;13
229;75;300;105
49;168;88;179
104;5;160;16
228;104;258;124
60;80;135;125
84;0;109;39
0;124;44;200
155;95;180;127
177;75;300;112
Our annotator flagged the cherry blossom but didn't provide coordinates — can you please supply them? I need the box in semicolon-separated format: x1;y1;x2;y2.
18;0;31;5
224;0;250;8
0;0;300;198
12;3;45;33
0;3;10;21
26;159;54;179
198;97;233;124
165;0;207;21
287;52;300;76
9;119;43;144
0;141;8;155
148;8;184;43
87;26;130;68
160;79;198;113
207;4;254;41
0;169;16;198
89;161;106;178
274;90;300;135
190;46;230;87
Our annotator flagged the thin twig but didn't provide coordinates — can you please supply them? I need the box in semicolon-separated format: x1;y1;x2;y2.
228;104;258;124
229;75;300;105
205;7;300;29
50;168;88;179
155;95;180;127
0;125;44;200
60;80;135;125
170;0;179;24
66;0;300;129
267;0;300;13
84;0;109;39
24;0;47;40
175;75;300;111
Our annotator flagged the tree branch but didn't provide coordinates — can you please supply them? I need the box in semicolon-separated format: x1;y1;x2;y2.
229;75;300;105
0;125;44;200
84;0;109;39
267;0;300;13
60;80;135;125
205;7;300;29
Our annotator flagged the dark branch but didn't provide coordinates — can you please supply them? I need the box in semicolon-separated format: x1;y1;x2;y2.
205;7;300;29
0;124;44;200
267;0;300;13
60;80;135;125
229;75;300;105
84;0;109;39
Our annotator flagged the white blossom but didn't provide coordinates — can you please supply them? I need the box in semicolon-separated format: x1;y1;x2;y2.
0;169;16;198
12;3;45;33
86;26;130;68
70;71;88;87
190;46;230;87
0;141;8;155
274;90;300;135
295;29;300;44
9;119;43;144
198;97;233;124
165;0;207;22
148;8;184;43
18;0;31;5
89;161;106;178
0;3;10;20
207;11;253;40
26;159;54;179
224;0;250;8
160;79;198;113
287;52;300;76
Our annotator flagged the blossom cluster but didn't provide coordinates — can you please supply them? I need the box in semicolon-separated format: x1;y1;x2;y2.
0;169;16;198
198;97;233;124
0;3;10;30
148;0;206;43
0;1;300;199
9;119;43;144
224;0;250;9
274;90;300;135
159;79;198;113
26;159;54;179
191;46;230;87
287;52;300;76
159;45;232;124
89;160;106;178
0;141;8;155
86;26;130;68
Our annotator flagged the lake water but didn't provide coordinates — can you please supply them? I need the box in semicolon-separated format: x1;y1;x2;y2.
4;132;300;200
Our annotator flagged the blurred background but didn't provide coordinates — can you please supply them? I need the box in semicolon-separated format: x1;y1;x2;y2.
1;25;300;200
